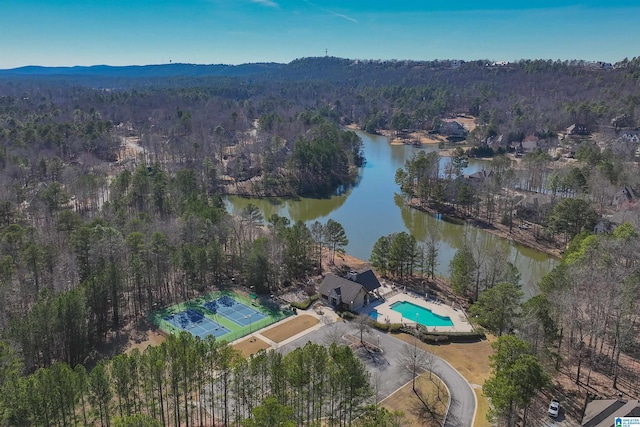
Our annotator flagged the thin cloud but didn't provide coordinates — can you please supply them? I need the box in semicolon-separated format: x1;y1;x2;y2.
330;11;358;23
302;0;359;23
252;0;279;7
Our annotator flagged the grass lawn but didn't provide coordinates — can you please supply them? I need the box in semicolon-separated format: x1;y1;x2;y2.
382;373;449;426
261;315;319;343
396;333;495;427
233;336;271;358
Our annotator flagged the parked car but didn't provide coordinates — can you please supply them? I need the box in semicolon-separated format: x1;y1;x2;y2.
548;399;560;418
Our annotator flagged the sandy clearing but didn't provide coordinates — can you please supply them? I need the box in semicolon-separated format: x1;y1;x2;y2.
261;315;319;343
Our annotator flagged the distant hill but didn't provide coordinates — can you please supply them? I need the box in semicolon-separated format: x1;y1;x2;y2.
0;57;432;87
0;57;456;82
0;62;286;78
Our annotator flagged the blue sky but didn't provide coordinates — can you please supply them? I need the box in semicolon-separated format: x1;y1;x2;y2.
1;0;638;68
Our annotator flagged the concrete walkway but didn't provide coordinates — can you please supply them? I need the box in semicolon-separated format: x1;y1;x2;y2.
358;291;474;333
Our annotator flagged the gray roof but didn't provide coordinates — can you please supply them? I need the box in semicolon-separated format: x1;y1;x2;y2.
440;121;466;136
318;274;366;304
610;210;640;229
354;269;381;292
518;193;554;210
468;170;494;180
582;399;640;427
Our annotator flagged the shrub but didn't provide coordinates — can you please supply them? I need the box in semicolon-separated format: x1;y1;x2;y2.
290;300;311;310
445;331;486;342
387;323;403;333
423;331;485;343
421;335;449;344
371;321;403;332
398;327;485;343
289;293;320;310
371;321;388;331
341;311;356;320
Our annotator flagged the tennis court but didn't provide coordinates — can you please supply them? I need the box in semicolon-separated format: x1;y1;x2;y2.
202;297;267;327
151;291;293;343
164;309;231;339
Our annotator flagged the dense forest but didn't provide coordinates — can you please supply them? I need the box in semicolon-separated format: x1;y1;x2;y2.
2;56;640;425
0;333;380;426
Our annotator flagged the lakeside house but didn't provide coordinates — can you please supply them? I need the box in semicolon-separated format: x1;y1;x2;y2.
481;134;507;152
610;209;640;230
516;193;555;222
515;135;540;155
619;130;640;144
594;208;640;234
466;170;494;188
439;121;467;140
581;398;640;427
318;269;381;311
612;186;638;208
566;123;590;136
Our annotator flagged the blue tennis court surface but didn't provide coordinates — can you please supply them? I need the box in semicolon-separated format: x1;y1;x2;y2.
164;309;231;339
203;297;267;327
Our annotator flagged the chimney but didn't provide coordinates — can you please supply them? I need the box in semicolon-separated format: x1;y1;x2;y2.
346;271;357;281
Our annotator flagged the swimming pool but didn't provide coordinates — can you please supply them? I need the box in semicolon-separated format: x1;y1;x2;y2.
390;301;454;327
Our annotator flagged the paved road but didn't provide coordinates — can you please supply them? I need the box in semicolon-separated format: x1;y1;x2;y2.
278;321;476;427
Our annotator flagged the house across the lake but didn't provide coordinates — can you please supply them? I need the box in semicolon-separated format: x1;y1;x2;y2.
581;397;640;427
566;123;590;136
318;269;382;311
466;170;494;188
439;121;467;141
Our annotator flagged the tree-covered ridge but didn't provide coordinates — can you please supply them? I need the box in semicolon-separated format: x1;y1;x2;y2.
0;333;373;427
3;56;640;142
289;123;364;196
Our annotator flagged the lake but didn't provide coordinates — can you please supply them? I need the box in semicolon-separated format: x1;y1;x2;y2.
226;131;557;298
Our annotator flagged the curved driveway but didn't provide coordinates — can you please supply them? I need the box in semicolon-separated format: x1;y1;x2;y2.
277;321;476;427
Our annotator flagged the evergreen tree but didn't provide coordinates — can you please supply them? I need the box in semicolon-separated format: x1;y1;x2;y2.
470;282;523;336
483;336;550;427
448;244;476;297
369;235;391;276
325;219;349;265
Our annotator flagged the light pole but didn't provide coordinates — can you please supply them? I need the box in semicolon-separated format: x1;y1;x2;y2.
413;313;419;392
247;314;253;341
377;335;380;348
413;332;418;392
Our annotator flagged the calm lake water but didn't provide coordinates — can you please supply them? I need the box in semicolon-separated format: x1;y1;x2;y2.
226;131;557;298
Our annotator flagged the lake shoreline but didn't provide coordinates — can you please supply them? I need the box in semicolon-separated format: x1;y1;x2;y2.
406;198;564;259
347;125;564;259
227;130;556;294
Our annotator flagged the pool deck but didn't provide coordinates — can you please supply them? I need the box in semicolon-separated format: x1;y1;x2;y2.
356;291;475;333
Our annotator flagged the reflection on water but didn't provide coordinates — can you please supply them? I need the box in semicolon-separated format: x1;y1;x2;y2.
226;130;557;297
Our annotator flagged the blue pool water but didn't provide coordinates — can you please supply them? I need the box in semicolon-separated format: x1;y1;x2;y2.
369;310;379;320
390;301;454;327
